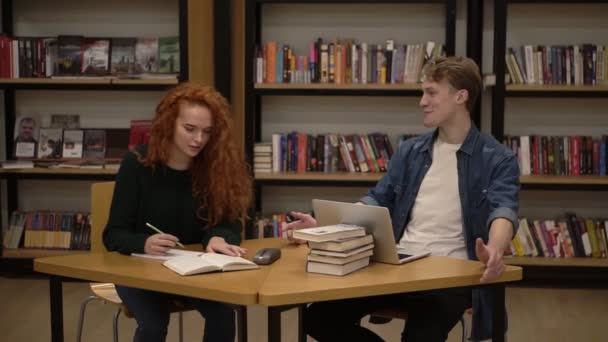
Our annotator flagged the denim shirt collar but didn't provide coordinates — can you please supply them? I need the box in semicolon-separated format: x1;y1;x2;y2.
419;122;480;156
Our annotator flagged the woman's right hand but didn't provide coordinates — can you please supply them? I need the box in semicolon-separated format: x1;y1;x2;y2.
281;211;318;244
144;234;179;255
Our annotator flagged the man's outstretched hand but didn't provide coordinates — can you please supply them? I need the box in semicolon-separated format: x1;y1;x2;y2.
475;237;505;283
281;211;317;244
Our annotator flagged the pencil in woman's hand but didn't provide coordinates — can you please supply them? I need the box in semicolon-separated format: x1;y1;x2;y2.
145;222;185;248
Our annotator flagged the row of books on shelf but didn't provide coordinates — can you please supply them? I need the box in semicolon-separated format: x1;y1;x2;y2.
255;38;443;85
503;135;608;177
254;132;401;174
8;114;151;162
508;215;608;259
2;210;91;250
505;44;606;86
0;35;179;79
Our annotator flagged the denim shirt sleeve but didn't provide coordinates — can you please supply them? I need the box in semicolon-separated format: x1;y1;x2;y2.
486;154;520;233
359;143;405;211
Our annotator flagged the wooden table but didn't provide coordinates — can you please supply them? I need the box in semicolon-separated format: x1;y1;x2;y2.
259;244;523;342
33;238;289;342
35;238;522;342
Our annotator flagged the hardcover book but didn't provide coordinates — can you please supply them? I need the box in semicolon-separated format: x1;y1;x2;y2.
62;129;84;158
13;114;40;159
128;120;153;151
134;38;159;73
37;127;63;158
83;129;106;159
293;224;366;242
57;35;83;75
81;38;110;75
110;37;137;75
307;234;374;252
306;256;370;276
158;37;180;74
307;248;373;265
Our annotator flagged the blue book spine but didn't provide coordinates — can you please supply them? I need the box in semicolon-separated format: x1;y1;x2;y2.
276;45;283;83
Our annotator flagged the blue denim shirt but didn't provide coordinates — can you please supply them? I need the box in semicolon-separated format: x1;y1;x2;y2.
360;124;520;340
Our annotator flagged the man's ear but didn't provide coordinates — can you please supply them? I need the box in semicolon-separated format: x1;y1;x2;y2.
455;89;469;105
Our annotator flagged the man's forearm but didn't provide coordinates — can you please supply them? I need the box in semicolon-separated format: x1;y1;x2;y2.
488;218;514;254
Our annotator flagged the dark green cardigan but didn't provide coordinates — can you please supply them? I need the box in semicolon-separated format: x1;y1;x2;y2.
102;145;242;254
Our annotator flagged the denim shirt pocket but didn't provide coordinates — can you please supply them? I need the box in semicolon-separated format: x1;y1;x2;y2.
474;188;489;208
471;188;490;239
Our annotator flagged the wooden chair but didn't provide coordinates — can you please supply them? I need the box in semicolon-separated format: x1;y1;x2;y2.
76;181;192;342
366;306;473;342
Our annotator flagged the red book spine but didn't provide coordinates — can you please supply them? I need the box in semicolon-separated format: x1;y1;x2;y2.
572;136;580;176
531;136;539;175
297;133;307;173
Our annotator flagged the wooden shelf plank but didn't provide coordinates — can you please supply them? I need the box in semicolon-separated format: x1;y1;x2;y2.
520;175;608;185
0;78;111;85
506;84;608;92
2;248;88;259
505;257;608;268
0;168;118;176
0;78;178;87
254;83;421;91
255;173;608;185
255;171;384;182
111;78;178;85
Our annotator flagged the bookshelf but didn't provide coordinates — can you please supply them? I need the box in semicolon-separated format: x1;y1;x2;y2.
0;0;193;262
244;0;468;218
491;0;608;279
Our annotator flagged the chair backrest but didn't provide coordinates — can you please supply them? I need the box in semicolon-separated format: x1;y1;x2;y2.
90;181;115;253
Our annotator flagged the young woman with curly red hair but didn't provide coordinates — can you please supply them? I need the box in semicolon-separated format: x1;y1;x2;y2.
103;82;252;342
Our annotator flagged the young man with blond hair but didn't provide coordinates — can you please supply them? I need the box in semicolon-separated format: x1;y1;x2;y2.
284;56;520;341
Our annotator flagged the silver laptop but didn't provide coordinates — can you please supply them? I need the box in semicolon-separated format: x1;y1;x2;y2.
312;199;431;265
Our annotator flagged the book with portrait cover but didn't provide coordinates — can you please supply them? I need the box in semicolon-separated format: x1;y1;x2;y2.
13;114;40;159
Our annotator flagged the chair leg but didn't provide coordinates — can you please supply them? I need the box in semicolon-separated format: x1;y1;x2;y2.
460;315;468;342
178;311;184;342
76;296;102;342
113;308;122;342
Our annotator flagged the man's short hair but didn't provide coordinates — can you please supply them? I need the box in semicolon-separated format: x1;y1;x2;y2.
422;56;482;113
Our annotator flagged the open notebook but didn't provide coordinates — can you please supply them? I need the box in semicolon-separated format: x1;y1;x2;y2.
162;253;259;276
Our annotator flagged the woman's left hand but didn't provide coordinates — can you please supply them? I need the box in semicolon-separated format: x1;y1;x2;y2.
206;236;247;257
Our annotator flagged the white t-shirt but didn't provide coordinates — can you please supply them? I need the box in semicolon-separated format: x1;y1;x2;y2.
398;138;467;259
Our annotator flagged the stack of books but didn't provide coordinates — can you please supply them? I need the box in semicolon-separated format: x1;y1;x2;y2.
253;142;272;173
293;224;374;276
